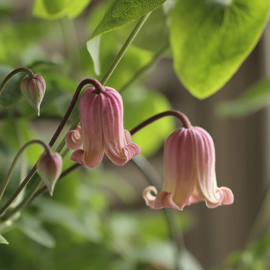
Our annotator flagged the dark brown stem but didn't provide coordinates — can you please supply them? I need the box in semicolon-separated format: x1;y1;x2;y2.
0;67;36;95
0;78;103;217
130;110;192;135
28;163;82;204
48;78;104;147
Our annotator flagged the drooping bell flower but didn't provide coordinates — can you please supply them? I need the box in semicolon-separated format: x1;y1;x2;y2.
65;87;141;168
143;126;234;210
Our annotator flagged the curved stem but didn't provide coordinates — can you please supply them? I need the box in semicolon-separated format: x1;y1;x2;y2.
119;42;170;93
1;163;82;222
100;13;151;85
29;163;81;204
130;110;192;135
48;78;104;147
0;78;103;217
0;140;51;213
0;68;36;95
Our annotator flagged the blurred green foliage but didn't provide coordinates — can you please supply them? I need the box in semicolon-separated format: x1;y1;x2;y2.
0;1;194;269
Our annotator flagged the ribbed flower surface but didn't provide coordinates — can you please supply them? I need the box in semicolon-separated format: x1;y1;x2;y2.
143;127;234;210
67;87;141;168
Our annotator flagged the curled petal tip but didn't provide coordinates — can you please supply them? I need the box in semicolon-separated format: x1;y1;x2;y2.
220;187;234;205
65;126;83;150
143;186;158;209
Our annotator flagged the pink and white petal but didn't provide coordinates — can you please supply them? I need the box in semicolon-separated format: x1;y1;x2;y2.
163;129;196;209
192;127;234;208
154;191;182;210
65;126;83;150
70;149;86;166
79;88;104;168
102;87;140;165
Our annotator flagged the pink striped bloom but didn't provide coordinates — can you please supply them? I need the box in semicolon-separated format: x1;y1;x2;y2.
143;127;233;210
65;87;140;168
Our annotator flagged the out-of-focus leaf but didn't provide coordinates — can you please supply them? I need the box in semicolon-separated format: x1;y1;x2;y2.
216;77;270;118
170;0;269;99
88;168;138;204
0;65;23;107
16;215;56;248
123;87;174;157
87;0;166;74
0;234;9;245
33;0;91;20
35;198;101;242
139;241;204;270
86;35;101;75
107;45;153;90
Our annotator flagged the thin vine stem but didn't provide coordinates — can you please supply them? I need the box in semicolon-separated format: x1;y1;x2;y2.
119;42;170;93
130;110;192;135
132;155;184;270
100;13;151;85
0;140;51;214
0;79;103;217
0;68;35;95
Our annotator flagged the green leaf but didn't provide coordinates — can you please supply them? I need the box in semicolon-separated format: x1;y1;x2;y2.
170;0;269;99
33;0;91;20
0;65;23;107
216;77;270;118
123;87;174;157
0;234;9;245
17;215;56;248
139;241;204;270
107;45;153;90
87;0;166;74
35;198;101;242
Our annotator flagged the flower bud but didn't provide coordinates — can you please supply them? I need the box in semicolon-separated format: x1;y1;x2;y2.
37;151;63;196
20;74;46;116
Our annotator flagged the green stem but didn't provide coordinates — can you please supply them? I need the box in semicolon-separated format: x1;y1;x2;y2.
0;67;35;95
60;16;80;73
132;155;184;270
0;140;51;207
1;177;43;222
54;14;151;154
246;181;270;244
100;13;151;85
0;13;151;222
119;42;169;93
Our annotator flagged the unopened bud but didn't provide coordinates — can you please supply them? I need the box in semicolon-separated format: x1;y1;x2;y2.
20;74;46;116
37;151;63;196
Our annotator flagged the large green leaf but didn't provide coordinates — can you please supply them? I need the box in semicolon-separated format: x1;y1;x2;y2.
123;87;174;157
33;0;91;19
170;0;269;99
87;0;166;74
216;77;270;118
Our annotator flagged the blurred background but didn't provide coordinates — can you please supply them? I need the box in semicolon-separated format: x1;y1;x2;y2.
0;0;270;269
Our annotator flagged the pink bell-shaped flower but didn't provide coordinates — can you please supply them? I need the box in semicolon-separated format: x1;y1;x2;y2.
143;126;234;210
65;87;141;168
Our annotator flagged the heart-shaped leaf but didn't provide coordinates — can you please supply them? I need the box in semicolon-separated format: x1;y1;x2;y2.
170;0;269;99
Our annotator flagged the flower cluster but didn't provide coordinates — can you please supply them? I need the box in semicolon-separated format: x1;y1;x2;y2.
65;83;234;211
